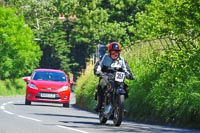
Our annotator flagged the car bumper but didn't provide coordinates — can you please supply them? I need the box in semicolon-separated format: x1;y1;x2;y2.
26;89;70;103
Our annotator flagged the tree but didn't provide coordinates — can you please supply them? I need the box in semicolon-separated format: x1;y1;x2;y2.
2;0;152;78
0;7;42;79
14;0;72;72
135;0;200;46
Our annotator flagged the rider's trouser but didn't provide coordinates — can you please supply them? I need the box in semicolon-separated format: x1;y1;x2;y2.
95;78;109;108
99;78;108;89
98;77;129;98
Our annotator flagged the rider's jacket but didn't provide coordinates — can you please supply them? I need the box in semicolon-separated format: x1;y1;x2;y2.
94;54;134;80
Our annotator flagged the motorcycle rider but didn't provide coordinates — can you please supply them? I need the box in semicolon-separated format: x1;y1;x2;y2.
94;42;135;112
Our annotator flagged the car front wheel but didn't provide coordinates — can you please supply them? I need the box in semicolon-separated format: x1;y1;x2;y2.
25;99;31;105
63;102;69;108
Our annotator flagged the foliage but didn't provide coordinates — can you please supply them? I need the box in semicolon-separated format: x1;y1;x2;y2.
146;45;200;126
75;39;200;129
68;0;149;78
73;0;200;129
2;0;199;78
75;63;98;111
1;0;200;129
123;46;159;120
19;0;72;72
0;7;42;79
135;0;200;43
1;0;74;73
0;78;26;96
1;0;150;78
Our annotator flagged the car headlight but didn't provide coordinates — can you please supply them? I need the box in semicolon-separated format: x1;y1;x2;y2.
59;86;69;91
28;83;38;90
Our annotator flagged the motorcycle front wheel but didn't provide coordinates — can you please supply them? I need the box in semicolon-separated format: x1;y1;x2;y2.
99;112;107;124
113;95;124;126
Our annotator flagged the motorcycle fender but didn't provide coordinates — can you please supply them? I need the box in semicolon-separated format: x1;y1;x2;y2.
117;88;126;95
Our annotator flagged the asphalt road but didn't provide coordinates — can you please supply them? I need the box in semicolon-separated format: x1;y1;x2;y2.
0;93;199;133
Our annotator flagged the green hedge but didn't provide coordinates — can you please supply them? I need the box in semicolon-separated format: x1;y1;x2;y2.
75;63;98;111
0;78;26;96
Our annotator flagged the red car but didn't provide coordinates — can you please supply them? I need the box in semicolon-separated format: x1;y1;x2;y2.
23;69;71;107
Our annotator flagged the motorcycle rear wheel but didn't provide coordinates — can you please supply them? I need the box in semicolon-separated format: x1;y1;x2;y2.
113;95;124;126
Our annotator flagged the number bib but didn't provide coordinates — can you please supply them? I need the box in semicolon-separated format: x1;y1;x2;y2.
115;72;125;82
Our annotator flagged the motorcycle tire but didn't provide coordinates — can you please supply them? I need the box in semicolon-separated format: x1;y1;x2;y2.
113;95;124;126
99;113;107;124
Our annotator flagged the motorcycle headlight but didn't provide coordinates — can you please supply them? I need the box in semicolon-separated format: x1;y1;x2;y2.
28;83;38;90
59;86;69;91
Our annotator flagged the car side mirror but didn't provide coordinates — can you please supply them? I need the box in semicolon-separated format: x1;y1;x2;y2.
23;76;31;84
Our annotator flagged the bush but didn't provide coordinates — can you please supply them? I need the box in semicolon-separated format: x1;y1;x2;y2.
0;78;26;96
75;63;98;111
146;46;200;127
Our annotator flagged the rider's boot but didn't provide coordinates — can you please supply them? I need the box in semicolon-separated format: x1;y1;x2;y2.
94;85;103;112
94;99;102;112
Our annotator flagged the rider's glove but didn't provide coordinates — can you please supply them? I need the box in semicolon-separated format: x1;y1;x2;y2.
125;73;135;80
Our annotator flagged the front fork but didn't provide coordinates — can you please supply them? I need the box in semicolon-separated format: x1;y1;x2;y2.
104;87;126;109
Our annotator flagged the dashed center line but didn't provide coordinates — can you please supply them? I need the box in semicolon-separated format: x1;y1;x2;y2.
1;101;90;133
1;101;42;122
4;110;14;115
0;105;5;110
18;115;42;122
57;125;90;133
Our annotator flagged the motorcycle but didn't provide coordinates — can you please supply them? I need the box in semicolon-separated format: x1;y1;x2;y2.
98;69;126;126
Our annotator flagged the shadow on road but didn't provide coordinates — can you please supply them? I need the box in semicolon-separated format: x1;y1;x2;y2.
13;102;200;133
34;113;98;120
60;120;100;125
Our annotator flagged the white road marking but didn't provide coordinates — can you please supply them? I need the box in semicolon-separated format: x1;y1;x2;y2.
57;125;90;133
7;101;13;104
0;105;5;110
1;101;42;122
18;115;42;122
4;110;14;115
1;102;15;114
2;103;7;106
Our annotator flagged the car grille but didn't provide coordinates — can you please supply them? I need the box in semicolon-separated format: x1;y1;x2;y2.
41;88;57;91
36;92;60;99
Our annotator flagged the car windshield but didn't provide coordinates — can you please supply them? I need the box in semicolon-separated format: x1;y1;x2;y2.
32;71;66;82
